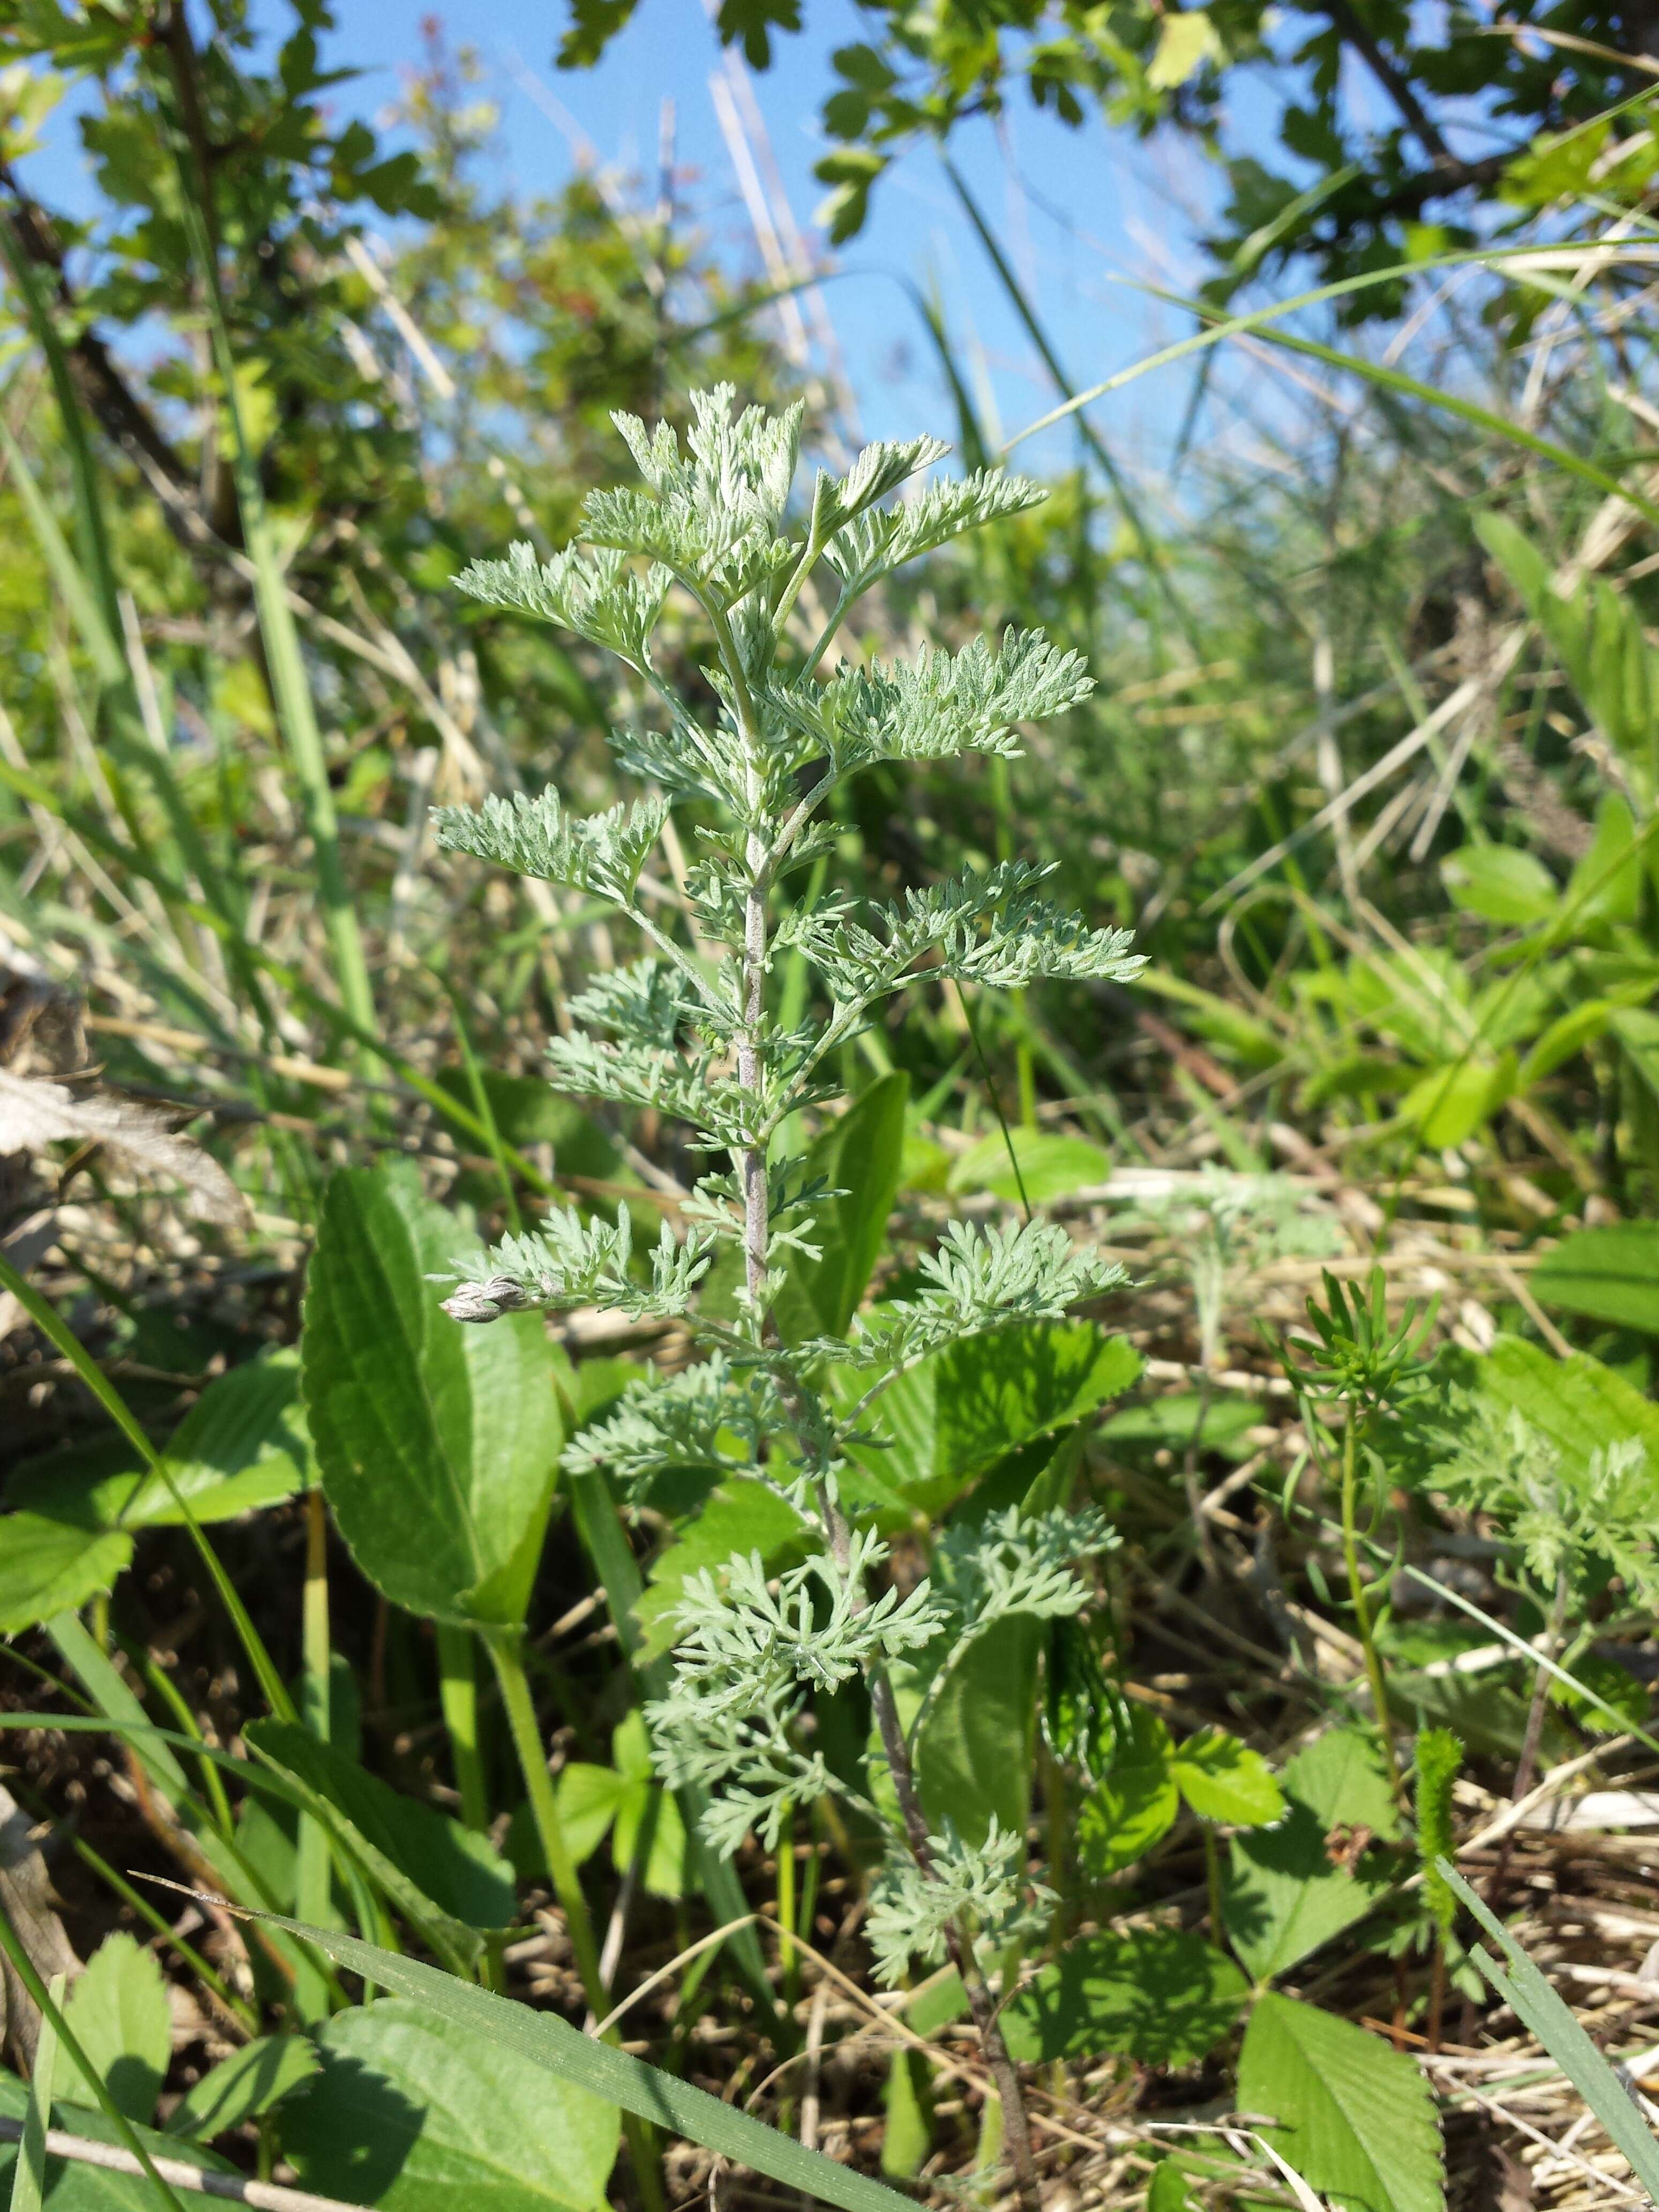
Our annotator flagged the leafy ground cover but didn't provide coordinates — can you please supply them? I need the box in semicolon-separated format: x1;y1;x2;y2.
5;11;1659;2212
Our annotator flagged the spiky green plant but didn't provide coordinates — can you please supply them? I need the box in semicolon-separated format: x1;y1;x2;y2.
430;388;1144;2203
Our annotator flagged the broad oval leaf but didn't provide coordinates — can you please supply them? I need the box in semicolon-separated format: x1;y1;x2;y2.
283;2000;618;2212
233;1909;917;2212
302;1164;564;1627
914;1615;1042;1845
0;2075;229;2209
1002;1928;1247;2066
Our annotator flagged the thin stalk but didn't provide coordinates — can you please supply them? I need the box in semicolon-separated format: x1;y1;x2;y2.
0;1915;189;2212
9;1970;62;2212
292;1490;333;2024
1484;1566;1572;1908
172;176;377;1043
69;1837;256;2034
436;1623;489;1834
776;1802;800;2019
484;1630;667;2212
1339;1414;1400;1797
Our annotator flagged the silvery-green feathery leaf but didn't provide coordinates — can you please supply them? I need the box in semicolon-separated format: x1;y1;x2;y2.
453;541;668;665
866;1818;1053;1986
805;434;951;546
585;388;806;592
832;1219;1126;1370
562;1352;777;1491
433;788;668;901
930;1507;1119;1635
779;630;1093;774
794;861;1145;1014
439;1209;711;1324
820;468;1047;598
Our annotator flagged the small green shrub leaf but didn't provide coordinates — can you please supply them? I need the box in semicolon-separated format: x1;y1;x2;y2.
283;1999;618;2212
56;1933;172;2125
1472;1335;1659;1471
1441;844;1556;925
1002;1928;1248;2066
161;2036;319;2141
302;1164;564;1628
1237;1992;1445;2212
1170;1728;1284;1827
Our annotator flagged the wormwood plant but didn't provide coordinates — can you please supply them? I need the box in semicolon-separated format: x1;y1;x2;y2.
430;388;1144;2203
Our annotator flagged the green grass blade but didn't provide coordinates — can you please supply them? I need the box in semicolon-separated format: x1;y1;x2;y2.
167;1898;916;2212
8;1969;63;2212
1440;1861;1659;2201
0;1921;188;2212
172;182;377;1039
0;1254;296;1725
943;156;1200;652
1005;236;1659;532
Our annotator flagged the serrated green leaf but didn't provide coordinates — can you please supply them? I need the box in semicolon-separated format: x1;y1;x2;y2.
1171;1729;1285;1827
1237;1993;1444;2212
1002;1929;1247;2065
6;1351;310;1532
838;1322;1141;1522
161;2036;318;2141
1075;1706;1178;1877
0;1518;132;1636
1222;1730;1397;1981
1534;1222;1659;1336
56;1935;171;2126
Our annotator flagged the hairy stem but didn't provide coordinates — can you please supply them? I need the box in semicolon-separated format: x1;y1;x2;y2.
1340;1412;1401;1798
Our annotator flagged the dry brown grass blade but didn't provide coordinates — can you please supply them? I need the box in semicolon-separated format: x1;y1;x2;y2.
0;1067;247;1227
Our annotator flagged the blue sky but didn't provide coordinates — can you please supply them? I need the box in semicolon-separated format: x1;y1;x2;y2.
15;0;1384;474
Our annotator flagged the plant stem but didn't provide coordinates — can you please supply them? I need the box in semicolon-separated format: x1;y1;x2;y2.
485;1628;606;2008
486;1629;666;2212
1339;1410;1400;1798
292;1487;333;2024
436;1621;489;1833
